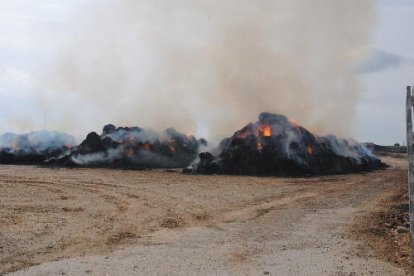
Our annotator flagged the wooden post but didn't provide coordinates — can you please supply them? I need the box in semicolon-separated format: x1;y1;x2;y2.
406;85;414;263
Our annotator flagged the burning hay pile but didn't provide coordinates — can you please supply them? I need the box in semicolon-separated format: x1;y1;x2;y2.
189;112;385;176
0;131;75;165
0;113;385;175
46;124;207;169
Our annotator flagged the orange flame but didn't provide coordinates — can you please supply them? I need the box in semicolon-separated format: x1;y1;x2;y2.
169;146;176;153
307;145;313;155
263;126;271;137
143;144;151;151
258;125;271;137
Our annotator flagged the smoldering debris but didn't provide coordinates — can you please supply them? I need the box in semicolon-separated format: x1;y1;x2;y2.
0;131;75;165
0;114;385;176
188;112;385;176
46;124;207;169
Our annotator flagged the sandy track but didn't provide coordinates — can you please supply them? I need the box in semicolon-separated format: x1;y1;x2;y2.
0;156;410;275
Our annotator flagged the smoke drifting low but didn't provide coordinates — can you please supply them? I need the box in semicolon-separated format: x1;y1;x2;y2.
35;0;375;141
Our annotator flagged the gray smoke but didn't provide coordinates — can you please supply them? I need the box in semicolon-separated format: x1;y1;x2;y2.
0;130;76;155
35;0;375;141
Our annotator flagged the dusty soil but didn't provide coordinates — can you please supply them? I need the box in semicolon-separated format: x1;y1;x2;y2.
351;173;412;271
0;156;411;275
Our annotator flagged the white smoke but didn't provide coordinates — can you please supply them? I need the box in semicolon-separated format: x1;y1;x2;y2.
29;0;375;142
0;130;76;154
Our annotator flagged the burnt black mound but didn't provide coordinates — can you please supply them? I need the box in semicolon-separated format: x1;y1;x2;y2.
188;112;386;176
0;131;75;165
46;124;207;169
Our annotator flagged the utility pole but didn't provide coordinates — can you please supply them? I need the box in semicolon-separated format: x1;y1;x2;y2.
406;85;414;262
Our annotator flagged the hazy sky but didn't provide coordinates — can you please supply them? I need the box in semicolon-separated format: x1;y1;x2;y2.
0;0;413;145
356;0;414;145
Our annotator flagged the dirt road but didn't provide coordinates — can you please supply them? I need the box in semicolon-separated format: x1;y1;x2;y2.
0;156;410;275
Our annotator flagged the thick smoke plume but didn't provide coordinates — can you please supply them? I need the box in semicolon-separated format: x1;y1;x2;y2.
35;0;375;140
